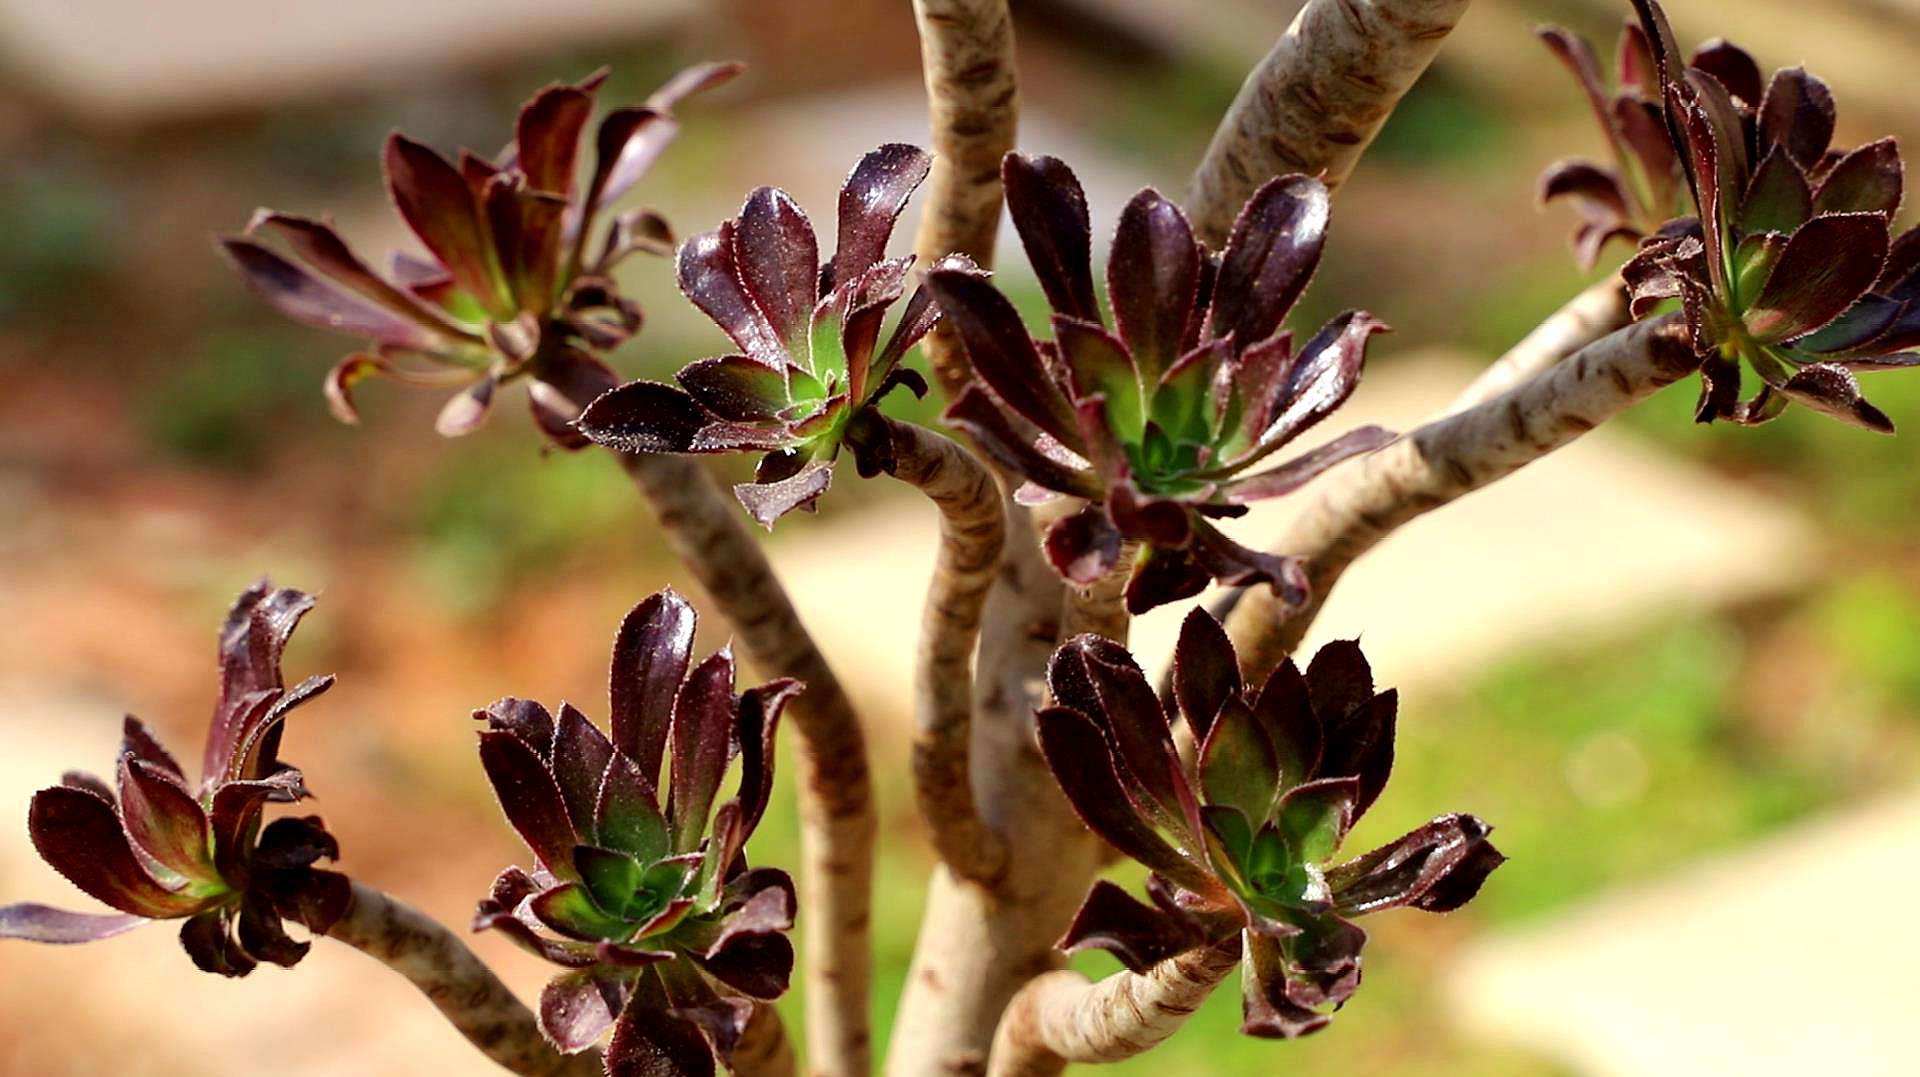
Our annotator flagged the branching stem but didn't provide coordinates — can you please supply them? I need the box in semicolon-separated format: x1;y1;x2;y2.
325;881;601;1077
881;416;1011;885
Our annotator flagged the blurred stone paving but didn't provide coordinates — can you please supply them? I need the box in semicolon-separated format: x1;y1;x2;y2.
1447;786;1920;1076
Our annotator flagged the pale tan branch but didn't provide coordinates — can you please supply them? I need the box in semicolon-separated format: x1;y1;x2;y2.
616;452;872;1077
912;0;1020;398
1448;276;1631;413
1186;0;1473;244
882;417;1011;885
1224;314;1696;681
987;939;1242;1076
325;882;601;1077
732;1002;799;1077
886;502;1101;1077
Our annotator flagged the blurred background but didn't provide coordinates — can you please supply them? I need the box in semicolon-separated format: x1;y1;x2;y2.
2;0;1918;1073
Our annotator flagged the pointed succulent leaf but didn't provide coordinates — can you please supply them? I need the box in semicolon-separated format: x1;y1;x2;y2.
1057;879;1207;973
578;107;680;239
595;750;670;863
1277;777;1360;866
1778;362;1895;432
1745;214;1888;342
1172;607;1241;746
1325;813;1503;915
677;223;787;367
1199;697;1280;825
28;786;199;918
734;462;833;528
926;269;1082;448
1002;153;1100;321
384;134;509;315
1689;39;1764;106
1251;660;1322;790
1207;175;1329;349
120;716;186;781
1740;147;1813;238
1035;706;1214;893
943;386;1100;499
479;730;580;878
179;908;256;978
1109;188;1201;382
831;143;932;288
734;679;798;839
528;881;633;942
1082;647;1191;837
116;758;215;882
540;966;627;1053
1055;316;1144;437
1758;67;1837;171
514;83;595;196
572;844;645;916
236;891;309;967
0;903;146;944
668;649;737;852
1226;425;1394;503
553;704;616;840
218;238;447;349
1242;313;1387;464
1812;138;1903;219
733;187;819;356
247;211;473;339
1242;930;1332;1039
576;380;709;454
1303;640;1373;724
607;1005;715;1077
481;697;558;757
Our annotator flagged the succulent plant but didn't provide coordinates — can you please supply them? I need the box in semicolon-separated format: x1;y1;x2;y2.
0;583;348;977
932;154;1393;615
1036;612;1502;1038
221;63;738;446
1620;0;1919;431
471;588;800;1074
575;143;964;526
1536;17;1693;268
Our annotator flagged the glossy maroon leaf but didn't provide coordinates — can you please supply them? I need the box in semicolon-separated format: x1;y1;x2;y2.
871;253;972;387
120;716;185;781
576;380;710;454
515;83;595;196
1184;525;1308;609
830;142;931;288
236;891;309;967
646;60;744;112
735;679;798;838
218;238;446;349
841;255;914;402
925;269;1082;448
1741;147;1813;236
479;730;580;877
667;650;736;851
1035;706;1215;894
1239;313;1387;466
1057;879;1206;973
733;187;819;355
1109;188;1201;382
540;966;627;1052
180;908;256;978
1171;607;1241;745
435;377;496;438
207;780;277;880
1251;659;1322;788
734;462;833;528
1106;483;1190;548
677;222;787;367
1199;697;1280;825
1689;39;1763;106
116;758;215;880
609;589;696;783
1003;153;1100;321
607;1005;716;1077
1794;294;1905;356
1082;648;1191;837
1318;689;1397;820
384;134;508;315
1746;214;1888;342
1758;67;1836;171
551;704;616;840
0;903;146;944
1812;138;1903;219
689;928;794;1000
943;386;1099;499
581;107;680;238
1226;425;1394;503
675;355;789;422
1538;26;1615;142
1206;175;1329;349
1538;159;1631;218
1326;813;1502;915
1779;362;1895;432
248;211;474;338
594;751;669;863
1242;930;1331;1039
28;787;198;918
1303;639;1373;723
